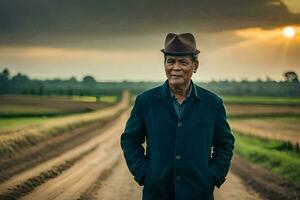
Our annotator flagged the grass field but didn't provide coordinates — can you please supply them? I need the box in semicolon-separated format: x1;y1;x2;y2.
98;95;118;104
234;132;300;187
228;95;300;187
0;117;49;132
0;95;118;117
70;95;118;103
0;91;129;159
0;94;119;132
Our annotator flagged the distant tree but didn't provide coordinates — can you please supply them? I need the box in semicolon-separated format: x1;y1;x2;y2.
82;75;96;84
11;73;30;84
241;78;249;83
283;71;299;82
230;78;236;83
256;77;263;82
265;76;273;82
30;87;37;95
67;86;73;96
2;68;10;79
223;78;229;83
22;88;29;95
68;76;78;84
0;68;10;93
38;85;44;95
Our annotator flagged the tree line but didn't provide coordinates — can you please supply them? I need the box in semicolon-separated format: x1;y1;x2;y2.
0;68;299;97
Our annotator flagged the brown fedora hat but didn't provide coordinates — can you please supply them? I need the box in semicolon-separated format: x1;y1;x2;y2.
161;33;200;55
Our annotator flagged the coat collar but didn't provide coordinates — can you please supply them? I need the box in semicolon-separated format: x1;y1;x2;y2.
158;79;201;101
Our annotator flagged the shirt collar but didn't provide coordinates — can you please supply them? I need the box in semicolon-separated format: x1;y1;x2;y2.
159;79;200;100
169;81;193;99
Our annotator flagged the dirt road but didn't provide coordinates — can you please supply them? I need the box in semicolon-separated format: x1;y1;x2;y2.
20;112;128;200
0;110;268;200
90;151;263;200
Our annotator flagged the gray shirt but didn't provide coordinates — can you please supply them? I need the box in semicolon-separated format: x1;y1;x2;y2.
169;81;193;119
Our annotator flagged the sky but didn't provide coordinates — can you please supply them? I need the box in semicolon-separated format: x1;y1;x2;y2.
0;0;300;82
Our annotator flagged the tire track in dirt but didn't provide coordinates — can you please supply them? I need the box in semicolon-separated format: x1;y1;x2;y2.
231;155;300;200
0;145;98;200
82;155;263;200
82;144;263;200
94;157;142;200
21;138;121;200
19;110;130;200
0;116;118;184
2;103;292;200
214;170;263;200
0;109;131;200
80;144;142;200
0;91;129;184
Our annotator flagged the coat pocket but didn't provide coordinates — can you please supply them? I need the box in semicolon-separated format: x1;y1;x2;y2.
143;161;151;186
183;158;215;192
206;167;216;191
198;164;215;192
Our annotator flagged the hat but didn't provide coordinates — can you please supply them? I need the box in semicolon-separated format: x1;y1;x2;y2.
161;33;200;55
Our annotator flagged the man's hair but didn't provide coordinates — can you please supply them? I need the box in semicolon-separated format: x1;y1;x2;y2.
164;54;198;64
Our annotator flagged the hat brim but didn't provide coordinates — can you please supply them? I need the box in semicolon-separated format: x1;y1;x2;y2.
161;49;200;55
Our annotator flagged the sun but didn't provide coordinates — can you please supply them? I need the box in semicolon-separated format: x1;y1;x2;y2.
282;26;296;38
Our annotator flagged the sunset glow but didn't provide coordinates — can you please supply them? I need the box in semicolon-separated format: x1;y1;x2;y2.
283;26;296;38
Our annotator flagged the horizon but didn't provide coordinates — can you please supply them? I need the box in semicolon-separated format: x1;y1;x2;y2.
1;67;294;83
0;0;300;82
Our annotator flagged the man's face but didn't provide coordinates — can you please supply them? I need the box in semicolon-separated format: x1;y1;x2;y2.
164;55;198;87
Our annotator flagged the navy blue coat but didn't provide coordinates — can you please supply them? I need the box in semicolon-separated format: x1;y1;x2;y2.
120;80;235;200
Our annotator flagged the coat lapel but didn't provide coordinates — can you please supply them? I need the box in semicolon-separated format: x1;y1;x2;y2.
158;79;202;121
158;80;179;121
180;96;195;120
181;79;201;120
161;96;179;121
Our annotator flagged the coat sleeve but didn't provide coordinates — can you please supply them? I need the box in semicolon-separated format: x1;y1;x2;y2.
120;95;148;186
210;98;235;188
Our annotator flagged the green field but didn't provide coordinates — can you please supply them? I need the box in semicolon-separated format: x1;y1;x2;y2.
227;95;300;186
0;117;49;132
234;131;300;186
68;95;118;103
97;95;118;103
0;94;119;132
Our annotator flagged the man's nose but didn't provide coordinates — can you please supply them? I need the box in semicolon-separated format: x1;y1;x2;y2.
172;62;181;70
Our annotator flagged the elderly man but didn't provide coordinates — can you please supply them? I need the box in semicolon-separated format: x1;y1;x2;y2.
120;33;235;200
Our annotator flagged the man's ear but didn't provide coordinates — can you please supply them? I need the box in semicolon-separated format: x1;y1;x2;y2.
193;60;199;73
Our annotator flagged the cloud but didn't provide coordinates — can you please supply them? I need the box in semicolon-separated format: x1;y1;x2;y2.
0;0;299;48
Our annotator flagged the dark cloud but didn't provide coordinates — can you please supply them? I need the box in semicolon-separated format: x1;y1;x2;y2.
0;0;299;48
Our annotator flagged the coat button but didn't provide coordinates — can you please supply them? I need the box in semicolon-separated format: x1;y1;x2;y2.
176;155;182;160
176;176;181;181
177;121;182;127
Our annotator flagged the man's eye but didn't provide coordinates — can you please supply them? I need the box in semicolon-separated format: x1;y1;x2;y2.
167;60;175;63
180;61;188;65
